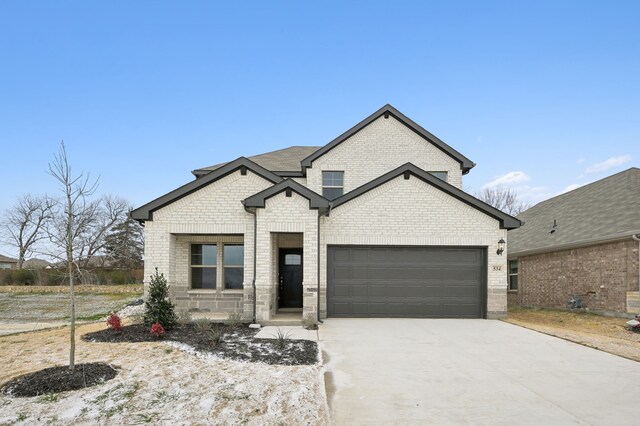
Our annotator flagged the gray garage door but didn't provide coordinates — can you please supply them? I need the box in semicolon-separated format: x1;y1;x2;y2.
327;246;486;318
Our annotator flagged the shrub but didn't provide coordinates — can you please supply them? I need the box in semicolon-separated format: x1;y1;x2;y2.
143;269;177;331
209;326;224;347
150;322;165;338
272;328;291;351
303;314;317;330
109;270;132;285
106;313;124;333
227;312;243;328
10;269;36;285
177;310;192;325
192;318;211;333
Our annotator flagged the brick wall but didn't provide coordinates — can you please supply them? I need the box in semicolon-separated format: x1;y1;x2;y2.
322;174;508;318
509;239;640;313
305;115;464;193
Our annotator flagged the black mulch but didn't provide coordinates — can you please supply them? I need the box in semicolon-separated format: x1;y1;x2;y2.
82;323;318;366
2;363;117;397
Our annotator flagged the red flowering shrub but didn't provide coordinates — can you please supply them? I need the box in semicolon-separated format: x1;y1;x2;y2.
150;322;165;338
106;313;124;333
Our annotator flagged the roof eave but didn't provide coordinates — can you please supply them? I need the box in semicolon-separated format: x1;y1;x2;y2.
243;179;330;210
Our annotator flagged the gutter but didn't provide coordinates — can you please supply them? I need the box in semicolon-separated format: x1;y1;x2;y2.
242;201;258;324
509;230;640;259
633;234;640;292
317;203;333;323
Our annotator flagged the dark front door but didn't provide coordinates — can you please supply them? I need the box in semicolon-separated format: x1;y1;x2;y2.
279;249;303;308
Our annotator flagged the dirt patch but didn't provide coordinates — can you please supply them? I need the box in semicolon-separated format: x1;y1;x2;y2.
2;363;117;397
83;323;318;365
505;307;640;362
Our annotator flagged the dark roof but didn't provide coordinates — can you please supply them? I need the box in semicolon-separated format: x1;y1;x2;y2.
508;167;640;256
193;146;321;177
243;179;330;210
0;254;17;263
332;163;521;229
301;104;476;174
131;157;283;221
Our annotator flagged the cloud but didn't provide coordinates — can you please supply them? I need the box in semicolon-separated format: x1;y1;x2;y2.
576;158;585;164
585;155;631;173
481;171;531;189
560;183;584;194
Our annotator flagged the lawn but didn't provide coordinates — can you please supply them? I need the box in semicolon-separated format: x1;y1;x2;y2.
0;292;140;323
0;322;329;425
505;307;640;362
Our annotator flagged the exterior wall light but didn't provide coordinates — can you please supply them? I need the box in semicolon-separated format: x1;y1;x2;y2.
496;238;506;256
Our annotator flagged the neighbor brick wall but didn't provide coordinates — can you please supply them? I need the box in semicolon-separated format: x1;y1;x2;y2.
509;239;640;313
322;174;508;318
305;115;464;193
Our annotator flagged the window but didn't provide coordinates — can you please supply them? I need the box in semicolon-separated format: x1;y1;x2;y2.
429;171;448;182
284;254;301;265
223;245;244;289
322;171;344;200
191;244;217;289
508;260;518;291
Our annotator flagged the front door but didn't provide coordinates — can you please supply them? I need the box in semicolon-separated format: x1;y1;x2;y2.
279;249;303;308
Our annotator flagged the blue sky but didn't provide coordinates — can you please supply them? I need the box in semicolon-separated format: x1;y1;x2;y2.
0;1;638;234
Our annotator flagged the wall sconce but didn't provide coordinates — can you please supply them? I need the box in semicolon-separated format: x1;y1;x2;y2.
496;238;506;256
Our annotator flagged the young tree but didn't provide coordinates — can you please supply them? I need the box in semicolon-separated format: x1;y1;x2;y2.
476;186;531;216
47;142;98;371
144;269;177;330
104;216;144;269
0;195;55;268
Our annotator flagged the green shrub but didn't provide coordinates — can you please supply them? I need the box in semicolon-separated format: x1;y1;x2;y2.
192;318;211;333
143;269;177;331
227;312;243;328
109;270;131;285
177;311;192;325
209;325;224;347
11;269;36;285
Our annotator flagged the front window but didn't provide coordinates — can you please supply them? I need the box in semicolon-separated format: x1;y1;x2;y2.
508;260;518;291
223;245;244;289
191;244;217;289
322;171;344;200
429;171;448;182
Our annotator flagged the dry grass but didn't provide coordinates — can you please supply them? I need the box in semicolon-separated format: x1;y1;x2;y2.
0;284;143;294
505;307;640;362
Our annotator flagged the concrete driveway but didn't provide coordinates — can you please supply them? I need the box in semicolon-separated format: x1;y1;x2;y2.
320;319;640;425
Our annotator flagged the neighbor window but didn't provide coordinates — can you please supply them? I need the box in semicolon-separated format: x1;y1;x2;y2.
508;260;518;291
223;245;244;290
191;244;217;289
429;171;448;182
322;171;344;200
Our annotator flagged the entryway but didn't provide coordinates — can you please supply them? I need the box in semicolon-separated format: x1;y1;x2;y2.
278;248;303;309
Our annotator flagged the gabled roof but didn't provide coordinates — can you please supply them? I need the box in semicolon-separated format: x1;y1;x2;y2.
192;146;321;178
301;104;476;174
243;179;330;210
131;157;283;221
509;167;640;256
331;163;521;229
0;254;17;263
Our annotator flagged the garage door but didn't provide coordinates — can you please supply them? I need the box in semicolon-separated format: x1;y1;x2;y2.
327;246;486;318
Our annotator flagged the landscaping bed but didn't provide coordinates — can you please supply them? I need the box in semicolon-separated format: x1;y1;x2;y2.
83;323;318;365
505;307;640;362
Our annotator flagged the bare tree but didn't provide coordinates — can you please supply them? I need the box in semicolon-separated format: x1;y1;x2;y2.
47;142;98;371
476;185;530;216
1;195;55;268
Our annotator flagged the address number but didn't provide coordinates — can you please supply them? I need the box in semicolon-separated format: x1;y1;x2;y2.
492;265;502;271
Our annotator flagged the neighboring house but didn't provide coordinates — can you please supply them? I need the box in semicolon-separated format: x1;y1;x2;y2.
507;168;640;314
132;104;521;322
22;258;53;270
0;255;18;270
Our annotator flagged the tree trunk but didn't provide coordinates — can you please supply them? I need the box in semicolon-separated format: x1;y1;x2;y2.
17;248;25;270
67;187;75;371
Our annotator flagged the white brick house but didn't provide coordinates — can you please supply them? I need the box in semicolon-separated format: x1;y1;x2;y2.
132;104;521;322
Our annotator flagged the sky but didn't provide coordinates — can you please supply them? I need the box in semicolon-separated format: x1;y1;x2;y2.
0;1;639;256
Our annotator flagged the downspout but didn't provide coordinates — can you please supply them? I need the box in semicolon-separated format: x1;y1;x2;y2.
243;202;258;324
633;234;640;292
317;203;332;323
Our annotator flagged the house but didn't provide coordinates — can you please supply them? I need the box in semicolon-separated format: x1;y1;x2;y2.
0;254;18;270
131;104;521;322
507;168;640;314
22;258;53;270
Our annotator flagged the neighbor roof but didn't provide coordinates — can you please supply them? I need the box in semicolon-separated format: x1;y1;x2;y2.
0;254;17;263
508;167;640;256
192;146;321;177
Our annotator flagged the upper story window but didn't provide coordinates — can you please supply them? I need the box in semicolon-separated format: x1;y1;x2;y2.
429;171;448;182
508;260;518;291
322;171;344;200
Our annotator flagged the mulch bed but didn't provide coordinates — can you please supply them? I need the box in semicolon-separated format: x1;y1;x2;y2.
1;363;118;397
82;323;318;365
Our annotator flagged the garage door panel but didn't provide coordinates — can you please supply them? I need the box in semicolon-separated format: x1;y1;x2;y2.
328;246;486;318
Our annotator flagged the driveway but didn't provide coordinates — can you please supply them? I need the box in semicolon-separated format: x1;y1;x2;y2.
320;319;640;425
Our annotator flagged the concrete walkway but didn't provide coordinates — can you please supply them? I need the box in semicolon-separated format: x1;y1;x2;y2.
254;326;318;341
320;318;640;425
